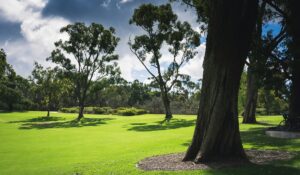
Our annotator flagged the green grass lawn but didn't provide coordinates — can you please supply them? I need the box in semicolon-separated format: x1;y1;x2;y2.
0;111;300;175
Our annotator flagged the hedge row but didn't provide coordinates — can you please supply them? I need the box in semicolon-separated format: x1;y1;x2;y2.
59;107;148;116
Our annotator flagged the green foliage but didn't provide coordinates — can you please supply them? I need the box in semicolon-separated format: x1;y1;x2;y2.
59;106;147;116
59;107;79;113
93;107;114;114
129;4;200;119
238;72;247;114
129;4;200;91
257;89;288;115
30;62;71;115
48;22;120;117
116;107;148;116
0;49;32;111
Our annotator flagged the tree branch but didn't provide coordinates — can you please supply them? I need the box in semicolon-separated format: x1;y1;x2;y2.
129;47;159;82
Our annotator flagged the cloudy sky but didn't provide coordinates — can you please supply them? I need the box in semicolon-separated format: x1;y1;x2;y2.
0;0;205;82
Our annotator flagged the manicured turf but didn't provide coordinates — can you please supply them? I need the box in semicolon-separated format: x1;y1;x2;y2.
0;111;299;175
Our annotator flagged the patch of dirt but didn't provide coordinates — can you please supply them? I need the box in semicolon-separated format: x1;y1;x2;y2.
137;150;296;171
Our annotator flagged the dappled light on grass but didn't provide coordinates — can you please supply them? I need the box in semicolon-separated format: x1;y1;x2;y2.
127;119;196;132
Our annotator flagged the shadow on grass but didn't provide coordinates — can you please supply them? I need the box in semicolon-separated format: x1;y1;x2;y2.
130;122;147;126
9;116;65;123
241;127;300;150
213;161;300;175
128;119;195;132
15;117;114;130
255;122;276;126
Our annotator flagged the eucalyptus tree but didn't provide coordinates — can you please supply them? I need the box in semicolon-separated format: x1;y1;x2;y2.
48;23;120;120
129;4;200;122
31;62;70;117
174;0;259;162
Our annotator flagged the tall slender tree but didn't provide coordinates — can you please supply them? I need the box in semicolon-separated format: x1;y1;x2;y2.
129;4;200;122
243;0;287;123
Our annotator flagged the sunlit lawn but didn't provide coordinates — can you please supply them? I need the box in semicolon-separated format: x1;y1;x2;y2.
0;111;299;175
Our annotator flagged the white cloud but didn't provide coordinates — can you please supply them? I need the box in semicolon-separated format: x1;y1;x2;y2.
0;0;70;76
180;43;206;81
101;0;112;8
120;0;133;4
118;54;145;81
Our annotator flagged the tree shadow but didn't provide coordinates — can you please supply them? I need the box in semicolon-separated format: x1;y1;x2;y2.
181;140;192;147
9;116;65;123
17;117;114;130
240;127;300;150
130;122;147;126
212;161;300;175
255;121;276;126
128;119;195;132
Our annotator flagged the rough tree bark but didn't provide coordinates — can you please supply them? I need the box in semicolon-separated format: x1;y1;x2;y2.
243;67;258;123
287;0;300;129
183;0;258;162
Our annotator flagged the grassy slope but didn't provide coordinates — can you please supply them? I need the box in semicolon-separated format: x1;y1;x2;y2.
0;111;299;175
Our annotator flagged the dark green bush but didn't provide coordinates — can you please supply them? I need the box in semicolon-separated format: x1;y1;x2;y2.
93;107;113;114
256;107;267;115
116;107;148;116
59;107;147;116
83;107;94;114
59;107;79;113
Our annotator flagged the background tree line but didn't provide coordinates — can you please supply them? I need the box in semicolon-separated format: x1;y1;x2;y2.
0;46;287;116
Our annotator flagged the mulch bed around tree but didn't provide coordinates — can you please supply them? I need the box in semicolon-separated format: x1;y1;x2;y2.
137;150;296;171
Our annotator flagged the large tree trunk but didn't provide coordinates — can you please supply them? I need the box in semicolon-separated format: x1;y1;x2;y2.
287;0;300;130
243;67;258;123
183;0;258;162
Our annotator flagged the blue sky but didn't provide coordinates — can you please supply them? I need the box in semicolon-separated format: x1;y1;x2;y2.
0;0;205;82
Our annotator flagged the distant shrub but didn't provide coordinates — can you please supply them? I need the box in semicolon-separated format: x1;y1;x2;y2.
59;107;79;113
93;107;114;114
117;107;148;116
83;107;95;114
256;107;267;115
59;106;147;116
